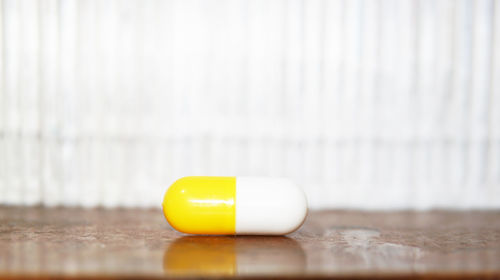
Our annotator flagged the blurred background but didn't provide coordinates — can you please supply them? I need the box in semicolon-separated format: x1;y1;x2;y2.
0;0;499;209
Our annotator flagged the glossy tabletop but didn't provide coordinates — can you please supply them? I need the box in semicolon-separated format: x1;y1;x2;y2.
0;206;500;279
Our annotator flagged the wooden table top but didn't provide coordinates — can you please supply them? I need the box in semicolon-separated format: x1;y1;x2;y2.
0;206;499;279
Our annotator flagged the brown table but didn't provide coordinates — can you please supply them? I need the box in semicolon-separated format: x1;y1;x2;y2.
0;206;499;279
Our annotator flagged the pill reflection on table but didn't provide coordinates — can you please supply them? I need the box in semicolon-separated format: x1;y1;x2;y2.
163;236;306;276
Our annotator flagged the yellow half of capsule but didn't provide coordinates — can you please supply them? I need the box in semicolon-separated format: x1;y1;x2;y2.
162;176;236;234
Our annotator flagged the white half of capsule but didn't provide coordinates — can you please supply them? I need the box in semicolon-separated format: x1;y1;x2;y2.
235;177;308;235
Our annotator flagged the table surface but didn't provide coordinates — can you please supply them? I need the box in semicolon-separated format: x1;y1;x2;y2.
0;206;500;279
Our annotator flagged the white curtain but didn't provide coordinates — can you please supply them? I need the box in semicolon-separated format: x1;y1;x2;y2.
1;0;499;209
